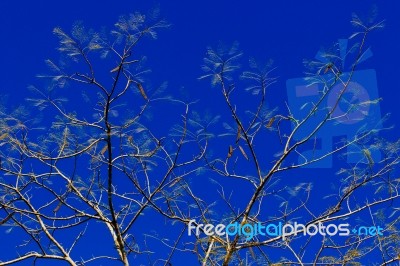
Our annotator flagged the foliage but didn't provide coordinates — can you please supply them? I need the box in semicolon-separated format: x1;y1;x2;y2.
0;9;399;266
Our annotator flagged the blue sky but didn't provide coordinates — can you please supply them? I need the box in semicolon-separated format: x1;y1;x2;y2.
1;1;399;112
1;1;400;265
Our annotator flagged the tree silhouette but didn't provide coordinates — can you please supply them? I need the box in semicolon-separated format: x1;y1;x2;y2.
0;10;399;266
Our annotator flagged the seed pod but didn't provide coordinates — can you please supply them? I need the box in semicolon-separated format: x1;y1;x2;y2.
236;125;241;143
137;83;148;100
0;133;8;141
266;117;275;128
227;145;233;158
239;145;248;160
100;144;108;155
53;202;63;213
363;149;374;166
110;65;121;73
